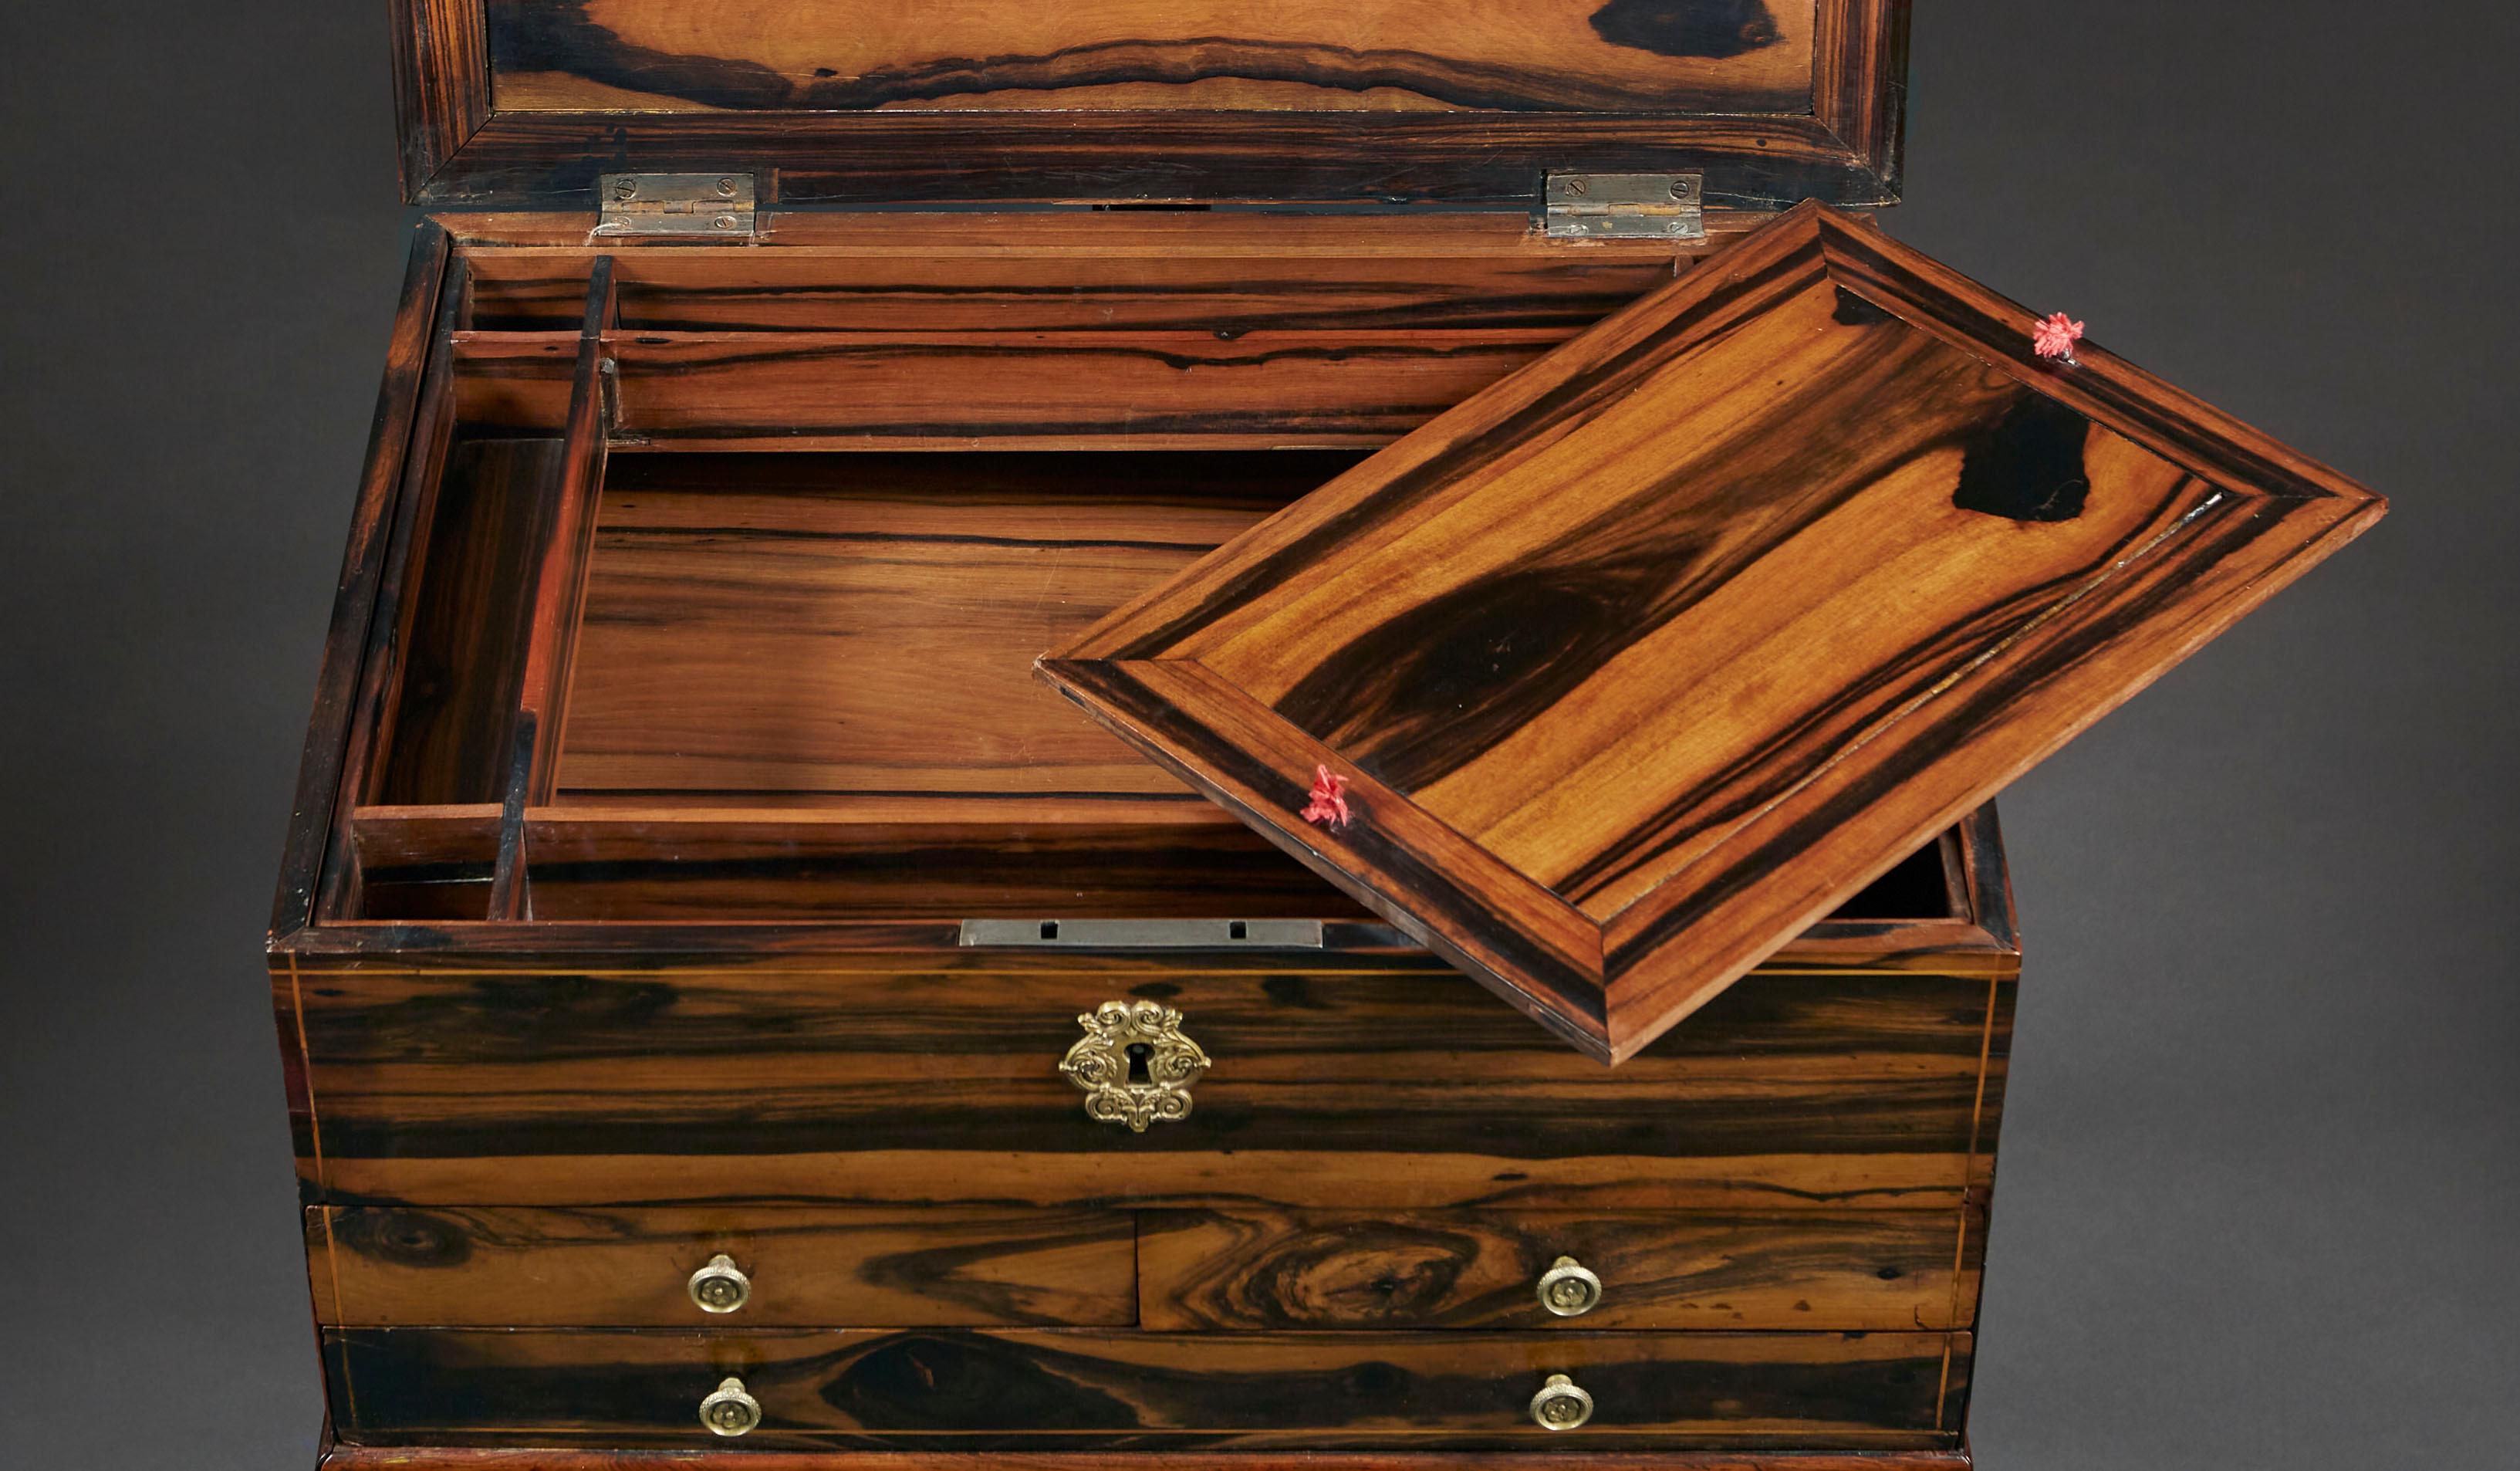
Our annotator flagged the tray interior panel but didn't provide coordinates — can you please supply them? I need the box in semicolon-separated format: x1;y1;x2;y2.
552;450;1368;807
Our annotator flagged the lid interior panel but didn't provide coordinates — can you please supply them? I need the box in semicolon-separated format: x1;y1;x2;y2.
486;0;1821;114
394;2;1910;206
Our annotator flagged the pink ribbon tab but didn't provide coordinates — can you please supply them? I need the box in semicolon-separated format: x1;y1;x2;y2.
2032;312;2086;362
1299;764;1353;830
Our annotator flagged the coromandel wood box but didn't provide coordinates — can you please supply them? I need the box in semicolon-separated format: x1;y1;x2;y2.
267;4;2383;1468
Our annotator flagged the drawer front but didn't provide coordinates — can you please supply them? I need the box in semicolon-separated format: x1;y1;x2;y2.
324;1327;1969;1450
290;959;2007;1212
1137;1209;1975;1331
307;1206;1136;1327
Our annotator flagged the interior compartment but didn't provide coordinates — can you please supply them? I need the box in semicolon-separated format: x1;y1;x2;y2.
367;433;556;807
327;225;1974;931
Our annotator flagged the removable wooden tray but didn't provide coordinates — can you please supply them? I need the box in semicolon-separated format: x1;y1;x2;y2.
1042;204;2384;1060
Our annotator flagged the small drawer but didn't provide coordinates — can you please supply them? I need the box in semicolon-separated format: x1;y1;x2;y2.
1138;1208;1974;1331
324;1327;1968;1449
308;1206;1136;1327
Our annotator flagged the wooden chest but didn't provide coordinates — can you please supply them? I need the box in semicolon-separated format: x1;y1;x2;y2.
269;5;2382;1467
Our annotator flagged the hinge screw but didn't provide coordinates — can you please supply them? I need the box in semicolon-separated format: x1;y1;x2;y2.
1561;177;1587;196
612;179;639;202
716;178;739;198
1671;178;1697;200
713;214;740;230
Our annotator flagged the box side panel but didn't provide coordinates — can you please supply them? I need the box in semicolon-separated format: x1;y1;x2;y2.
270;222;454;942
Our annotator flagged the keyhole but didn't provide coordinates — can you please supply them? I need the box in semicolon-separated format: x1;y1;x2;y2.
1125;1042;1154;1084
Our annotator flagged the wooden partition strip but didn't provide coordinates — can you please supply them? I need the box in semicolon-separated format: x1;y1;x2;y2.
488;258;619;921
313;252;471;921
441;327;1577;448
448;220;1710;333
609;328;1569;449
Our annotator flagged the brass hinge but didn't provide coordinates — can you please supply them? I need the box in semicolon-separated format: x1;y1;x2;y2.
594;173;758;238
1544;172;1704;242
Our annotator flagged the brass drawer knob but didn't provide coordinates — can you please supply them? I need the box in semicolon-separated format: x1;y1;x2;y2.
1060;999;1210;1132
1530;1372;1595;1431
687;1253;752;1314
699;1376;762;1437
1536;1255;1603;1317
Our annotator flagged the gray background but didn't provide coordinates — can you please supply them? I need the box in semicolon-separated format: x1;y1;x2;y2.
2;2;2512;1465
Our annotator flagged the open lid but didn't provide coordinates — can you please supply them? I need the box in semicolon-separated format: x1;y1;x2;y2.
1042;204;2384;1064
393;2;1909;208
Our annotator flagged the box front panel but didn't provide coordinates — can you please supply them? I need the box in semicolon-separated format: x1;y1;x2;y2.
285;959;2008;1213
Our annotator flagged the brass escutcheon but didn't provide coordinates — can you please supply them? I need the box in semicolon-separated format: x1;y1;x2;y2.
1060;999;1210;1131
687;1253;751;1314
1530;1372;1595;1430
699;1376;762;1437
1535;1255;1603;1317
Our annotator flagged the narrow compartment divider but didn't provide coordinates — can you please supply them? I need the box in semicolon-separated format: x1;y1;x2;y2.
488;257;619;921
315;255;472;921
